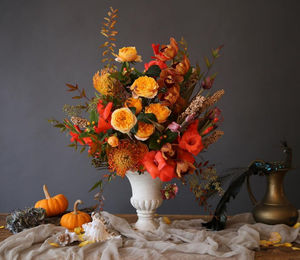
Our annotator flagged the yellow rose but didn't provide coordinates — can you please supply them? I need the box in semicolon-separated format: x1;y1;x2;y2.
145;103;171;123
93;69;119;96
130;76;159;99
135;121;155;141
124;97;142;114
111;108;137;133
107;136;119;147
115;47;142;63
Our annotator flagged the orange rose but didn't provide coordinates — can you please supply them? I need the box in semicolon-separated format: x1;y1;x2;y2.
124;97;142;114
145;103;171;123
134;121;155;141
111;108;137;133
130;76;159;99
115;47;142;63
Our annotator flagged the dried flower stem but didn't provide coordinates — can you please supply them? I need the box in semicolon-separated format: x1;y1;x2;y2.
177;92;206;123
201;89;225;112
203;130;224;149
100;7;118;68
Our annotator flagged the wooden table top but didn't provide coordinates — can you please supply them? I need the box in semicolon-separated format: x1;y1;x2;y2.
1;213;300;259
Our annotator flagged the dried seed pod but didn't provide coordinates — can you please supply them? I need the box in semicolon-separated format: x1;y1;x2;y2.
70;116;89;128
177;94;206;123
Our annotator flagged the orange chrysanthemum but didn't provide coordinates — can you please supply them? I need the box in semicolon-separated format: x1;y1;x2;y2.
93;69;119;96
107;140;148;177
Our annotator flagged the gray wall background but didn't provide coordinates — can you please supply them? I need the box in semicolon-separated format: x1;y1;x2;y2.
1;0;300;215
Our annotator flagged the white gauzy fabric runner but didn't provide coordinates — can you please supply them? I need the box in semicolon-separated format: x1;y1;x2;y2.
0;211;300;260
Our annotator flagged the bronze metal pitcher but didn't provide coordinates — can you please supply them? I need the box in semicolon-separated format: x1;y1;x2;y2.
247;169;298;226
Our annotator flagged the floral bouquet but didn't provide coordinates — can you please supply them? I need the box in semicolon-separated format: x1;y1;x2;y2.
50;7;225;212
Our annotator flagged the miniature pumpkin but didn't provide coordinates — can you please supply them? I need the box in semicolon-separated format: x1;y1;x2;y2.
34;184;68;217
60;200;91;231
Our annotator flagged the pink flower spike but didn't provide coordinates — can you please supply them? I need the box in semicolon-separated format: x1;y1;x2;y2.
168;122;181;133
184;113;196;123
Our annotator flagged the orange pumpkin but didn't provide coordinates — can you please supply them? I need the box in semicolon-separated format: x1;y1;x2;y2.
60;200;91;231
34;184;68;217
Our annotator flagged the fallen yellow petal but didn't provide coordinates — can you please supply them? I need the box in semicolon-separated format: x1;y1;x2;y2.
163;216;172;225
269;232;281;244
79;240;95;247
282;243;292;247
260;240;273;247
292;247;300;250
0;226;4;229
273;242;292;247
49;242;60;247
293;223;300;229
74;227;83;235
78;234;85;242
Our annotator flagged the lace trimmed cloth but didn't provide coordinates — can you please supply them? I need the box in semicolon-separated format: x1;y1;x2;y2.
0;211;299;260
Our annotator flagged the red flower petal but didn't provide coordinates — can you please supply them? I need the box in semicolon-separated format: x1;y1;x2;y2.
154;151;167;171
176;148;195;164
103;102;113;121
142;151;160;179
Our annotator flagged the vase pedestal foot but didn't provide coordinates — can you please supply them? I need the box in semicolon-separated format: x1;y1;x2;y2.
135;210;158;232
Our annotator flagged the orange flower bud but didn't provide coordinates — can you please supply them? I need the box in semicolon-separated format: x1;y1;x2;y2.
108;136;119;147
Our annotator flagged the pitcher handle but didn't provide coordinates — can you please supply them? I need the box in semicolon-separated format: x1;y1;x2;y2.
246;175;258;205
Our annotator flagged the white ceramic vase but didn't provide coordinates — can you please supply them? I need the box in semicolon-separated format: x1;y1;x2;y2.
126;171;163;232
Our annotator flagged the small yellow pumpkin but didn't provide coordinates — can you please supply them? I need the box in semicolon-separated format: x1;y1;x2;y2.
60;200;91;231
34;184;68;217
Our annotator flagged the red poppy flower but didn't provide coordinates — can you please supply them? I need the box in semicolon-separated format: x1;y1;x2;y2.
142;151;177;182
